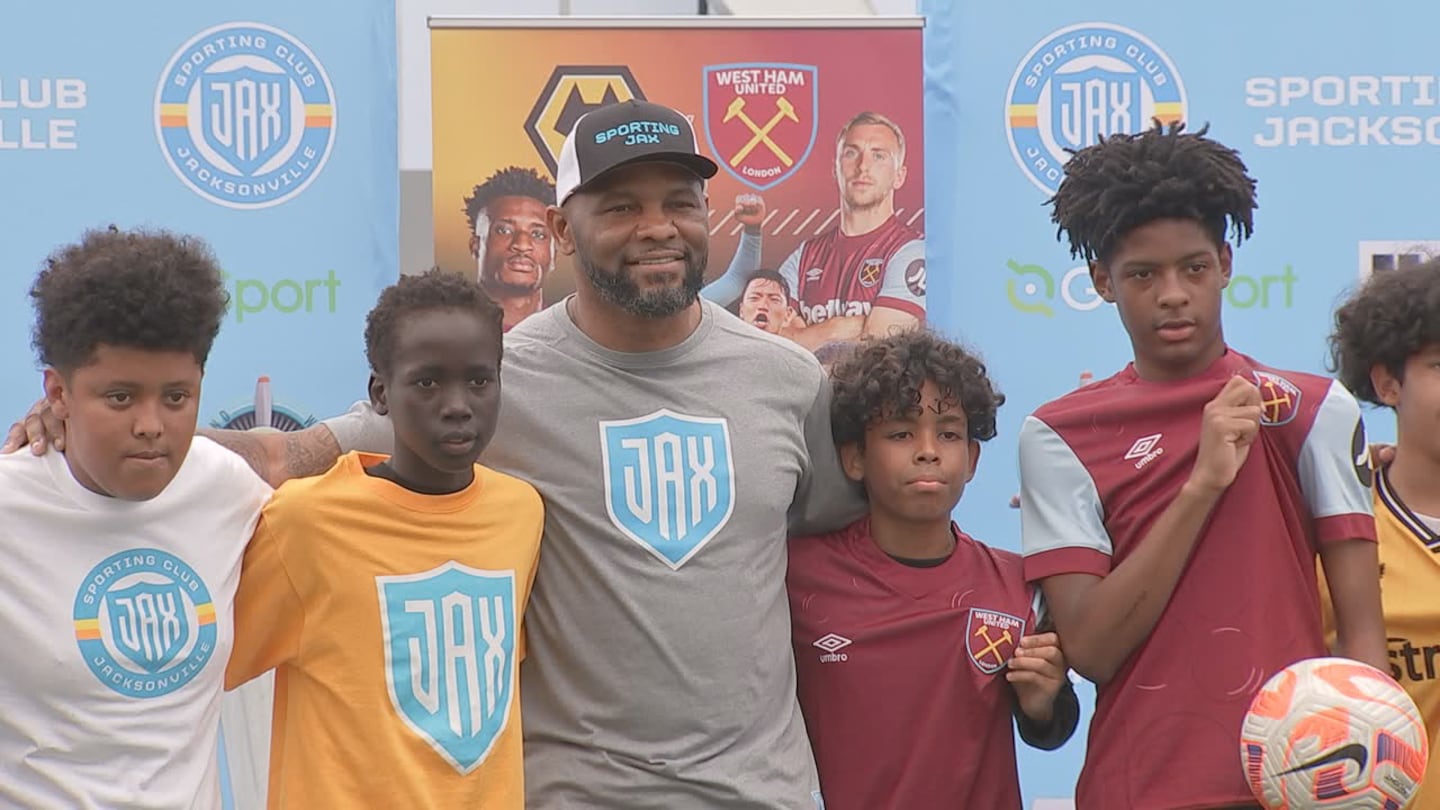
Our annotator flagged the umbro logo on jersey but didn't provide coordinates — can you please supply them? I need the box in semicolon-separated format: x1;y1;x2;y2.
1124;433;1165;470
814;632;852;663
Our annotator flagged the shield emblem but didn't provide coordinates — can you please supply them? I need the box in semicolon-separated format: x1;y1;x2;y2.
1049;66;1142;152
1253;371;1302;426
600;409;736;569
105;581;190;673
703;63;819;191
966;608;1024;675
377;562;518;774
201;67;293;176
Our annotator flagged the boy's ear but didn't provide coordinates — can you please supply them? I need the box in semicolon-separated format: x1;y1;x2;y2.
1371;362;1402;408
367;373;389;416
42;368;71;421
965;440;981;483
838;441;865;483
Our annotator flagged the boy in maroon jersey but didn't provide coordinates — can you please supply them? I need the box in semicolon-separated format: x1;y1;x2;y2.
788;329;1079;810
1019;122;1386;809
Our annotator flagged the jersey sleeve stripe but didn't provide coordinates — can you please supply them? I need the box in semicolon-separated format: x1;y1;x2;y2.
1023;546;1111;583
872;295;925;318
1314;513;1378;545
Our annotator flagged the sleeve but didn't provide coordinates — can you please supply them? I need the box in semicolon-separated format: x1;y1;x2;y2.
873;238;926;318
1018;415;1112;582
516;489;544;664
225;512;305;689
787;368;867;535
321;399;395;455
1014;677;1081;751
699;230;763;308
1297;380;1376;544
778;244;802;306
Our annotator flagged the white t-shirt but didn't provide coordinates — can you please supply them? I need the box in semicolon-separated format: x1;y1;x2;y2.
0;438;270;810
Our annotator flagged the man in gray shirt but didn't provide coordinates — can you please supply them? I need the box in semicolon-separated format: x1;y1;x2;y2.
5;100;863;808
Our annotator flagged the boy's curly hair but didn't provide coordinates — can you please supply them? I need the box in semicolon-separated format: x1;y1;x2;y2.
365;268;504;376
31;226;228;372
1329;260;1440;405
829;329;1004;447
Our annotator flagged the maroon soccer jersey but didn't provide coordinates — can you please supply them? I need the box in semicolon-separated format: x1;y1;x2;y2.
778;215;925;325
788;518;1039;810
1018;349;1375;810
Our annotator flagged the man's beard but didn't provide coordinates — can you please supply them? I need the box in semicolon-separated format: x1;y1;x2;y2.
579;249;707;319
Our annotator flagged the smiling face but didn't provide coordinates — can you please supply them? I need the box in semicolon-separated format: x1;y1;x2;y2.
1092;217;1232;382
44;345;203;501
550;161;710;319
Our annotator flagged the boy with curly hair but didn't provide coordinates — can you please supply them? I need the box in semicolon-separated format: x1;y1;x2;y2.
787;328;1079;810
1019;122;1385;809
225;269;542;808
0;227;271;809
1323;260;1440;809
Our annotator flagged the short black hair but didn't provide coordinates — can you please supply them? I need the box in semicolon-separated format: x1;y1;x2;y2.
744;269;791;299
1049;121;1258;263
1329;259;1440;406
364;269;505;377
830;329;1004;447
463;166;556;232
30;226;228;373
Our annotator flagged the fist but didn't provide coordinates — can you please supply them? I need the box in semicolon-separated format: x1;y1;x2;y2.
734;194;766;230
1191;375;1263;493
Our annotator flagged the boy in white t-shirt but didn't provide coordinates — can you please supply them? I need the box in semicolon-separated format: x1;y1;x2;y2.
0;227;271;809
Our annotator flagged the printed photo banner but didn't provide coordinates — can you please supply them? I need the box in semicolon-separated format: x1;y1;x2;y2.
429;17;925;358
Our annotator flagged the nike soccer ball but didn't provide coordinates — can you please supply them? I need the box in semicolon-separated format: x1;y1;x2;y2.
1240;657;1428;809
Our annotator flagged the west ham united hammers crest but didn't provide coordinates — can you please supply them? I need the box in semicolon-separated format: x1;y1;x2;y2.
703;63;818;191
1252;370;1301;426
966;608;1025;675
600;409;736;569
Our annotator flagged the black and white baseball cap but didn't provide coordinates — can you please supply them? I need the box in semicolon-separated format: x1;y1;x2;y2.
554;100;719;205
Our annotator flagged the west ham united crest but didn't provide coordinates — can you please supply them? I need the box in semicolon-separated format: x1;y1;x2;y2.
377;562;518;774
600;409;736;569
1252;370;1301;426
703;63;818;191
966;608;1025;675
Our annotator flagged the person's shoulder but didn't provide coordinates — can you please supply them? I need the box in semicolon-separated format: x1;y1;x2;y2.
498;303;568;356
262;451;354;512
787;518;860;566
1029;368;1127;425
477;464;542;512
0;450;50;502
705;301;826;387
956;529;1025;571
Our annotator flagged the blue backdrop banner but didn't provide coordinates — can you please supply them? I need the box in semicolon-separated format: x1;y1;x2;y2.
0;4;397;807
922;2;1433;807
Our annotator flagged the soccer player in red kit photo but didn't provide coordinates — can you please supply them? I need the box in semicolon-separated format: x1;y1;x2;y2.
463;166;555;331
788;329;1079;810
1017;123;1386;810
703;111;925;351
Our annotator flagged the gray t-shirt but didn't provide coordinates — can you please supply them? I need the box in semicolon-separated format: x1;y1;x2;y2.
324;299;864;809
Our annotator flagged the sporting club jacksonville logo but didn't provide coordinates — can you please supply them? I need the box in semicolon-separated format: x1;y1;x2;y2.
600;409;736;569
1005;23;1187;195
155;22;336;209
73;549;217;698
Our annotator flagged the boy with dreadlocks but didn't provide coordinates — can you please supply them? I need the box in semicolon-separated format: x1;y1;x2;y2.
788;329;1079;810
463;166;556;331
1322;260;1440;810
1018;123;1385;809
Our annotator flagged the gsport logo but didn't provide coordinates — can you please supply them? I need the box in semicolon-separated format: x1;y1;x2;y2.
1006;259;1298;315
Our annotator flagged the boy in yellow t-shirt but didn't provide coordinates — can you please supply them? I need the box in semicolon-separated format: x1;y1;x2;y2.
226;270;542;808
1323;260;1440;810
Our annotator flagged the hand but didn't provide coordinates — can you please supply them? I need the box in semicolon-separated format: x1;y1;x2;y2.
734;194;766;231
1189;375;1262;494
2;397;64;456
1370;443;1395;468
1007;632;1068;723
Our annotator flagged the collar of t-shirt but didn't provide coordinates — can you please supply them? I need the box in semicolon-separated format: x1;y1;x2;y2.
882;524;959;568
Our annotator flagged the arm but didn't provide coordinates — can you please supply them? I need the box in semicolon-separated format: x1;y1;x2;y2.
699;196;766;307
859;239;925;339
201;400;395;488
1300;381;1385;670
780;315;865;350
787;365;867;534
1014;677;1080;751
1021;376;1262;685
225;514;304;689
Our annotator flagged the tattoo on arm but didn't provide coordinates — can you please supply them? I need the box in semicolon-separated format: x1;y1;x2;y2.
281;427;342;480
201;430;270;480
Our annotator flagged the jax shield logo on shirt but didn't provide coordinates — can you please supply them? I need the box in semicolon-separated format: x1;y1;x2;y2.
600;409;736;570
702;63;819;191
1005;23;1187;195
377;562;517;774
155;22;336;209
72;548;217;698
966;608;1025;675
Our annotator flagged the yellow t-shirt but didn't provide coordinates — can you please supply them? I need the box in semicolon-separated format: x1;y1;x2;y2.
1321;465;1440;810
226;452;542;809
